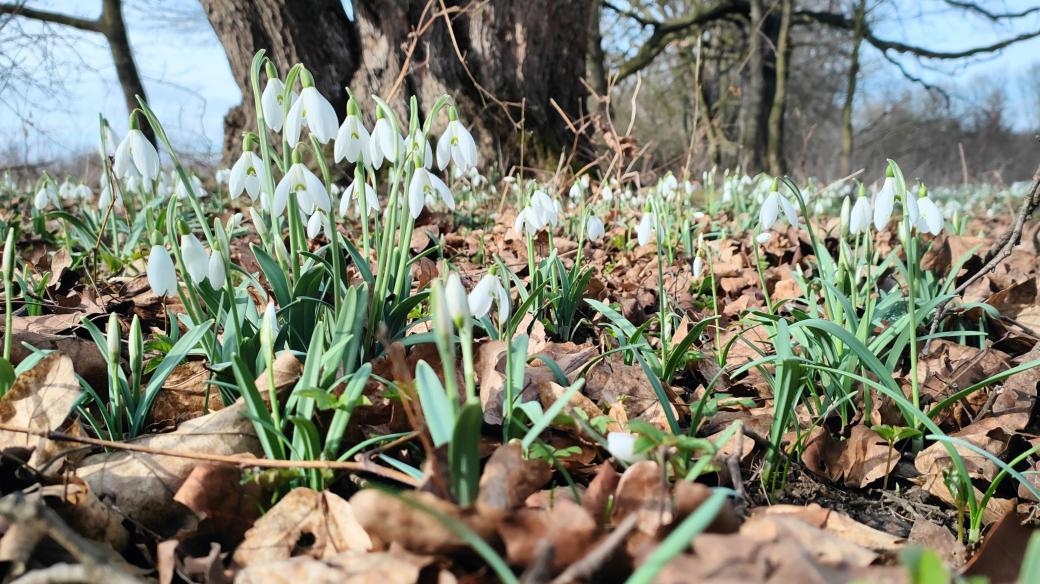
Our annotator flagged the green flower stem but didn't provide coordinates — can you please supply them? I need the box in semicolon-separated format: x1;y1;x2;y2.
2;228;13;362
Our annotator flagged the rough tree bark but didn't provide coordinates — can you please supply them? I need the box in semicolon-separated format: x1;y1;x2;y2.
201;0;593;166
199;0;359;160
0;0;154;144
838;0;866;177
766;0;792;176
739;0;778;173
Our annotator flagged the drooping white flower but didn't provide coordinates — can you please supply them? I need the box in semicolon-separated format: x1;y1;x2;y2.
261;78;294;132
531;190;559;227
693;255;704;279
849;196;872;234
905;191;920;228
468;273;510;322
229;151;264;201
606;431;645;464
916;195;944;235
586;215;605;241
98;178;122;210
261;300;279;343
436;118;478;172
147;245;177;297
114;129;160;180
637;211;655;247
369;117;400;169
207;252;226;289
285;86;339;147
33;184;58;211
306;211;331;240
405;129;433;169
180;234;209;283
407;168;454;219
99;124;117;158
873;176;896;231
445;273;470;323
339;178;379;218
274;163;330;217
334;113;371;165
759;190;798;231
755;232;773;245
513;206;542;235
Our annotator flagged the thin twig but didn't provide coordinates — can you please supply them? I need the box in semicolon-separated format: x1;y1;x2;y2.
0;422;420;486
923;164;1040;354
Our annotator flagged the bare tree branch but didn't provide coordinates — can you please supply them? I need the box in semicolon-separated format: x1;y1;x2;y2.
615;0;748;81
800;9;1040;60
0;2;101;33
942;1;1040;21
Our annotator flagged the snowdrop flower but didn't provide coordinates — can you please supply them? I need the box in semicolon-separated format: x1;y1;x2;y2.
33;184;58;211
180;234;209;283
436;108;477;172
569;182;584;200
260;75;295;132
274;161;330;217
114;127;160;181
334;99;370;165
531;190;559;227
286;79;338;147
229;150;264;201
445;273;470;324
306;211;331;240
261;301;279;345
147;245;177;297
636;211;655;247
873;169;897;231
207;252;226;289
340;177;379;218
693;255;704;279
755;232;773;245
175;174;207;201
405;129;433;169
850;196;872;235
407;167;454;219
98;178;122;210
215;168;230;185
759;184;798;231
99;122;117;158
468;273;509;322
606;432;645;464
513;206;542;235
369;114;400;169
586;215;605;241
915;186;944;235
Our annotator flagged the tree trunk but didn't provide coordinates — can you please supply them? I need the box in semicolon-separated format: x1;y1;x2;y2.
587;1;608;99
766;0;792;176
201;0;593;166
99;0;154;144
0;0;154;144
838;0;866;177
199;0;359;160
739;0;777;174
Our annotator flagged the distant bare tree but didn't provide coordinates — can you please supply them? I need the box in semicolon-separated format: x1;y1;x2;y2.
0;0;153;143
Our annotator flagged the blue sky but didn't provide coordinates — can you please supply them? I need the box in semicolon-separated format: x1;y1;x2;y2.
0;0;1038;163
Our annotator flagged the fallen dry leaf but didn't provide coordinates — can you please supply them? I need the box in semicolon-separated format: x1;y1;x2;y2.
75;400;262;532
350;489;495;555
235;549;433;584
174;463;261;544
233;487;370;567
476;441;553;513
0;352;80;467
